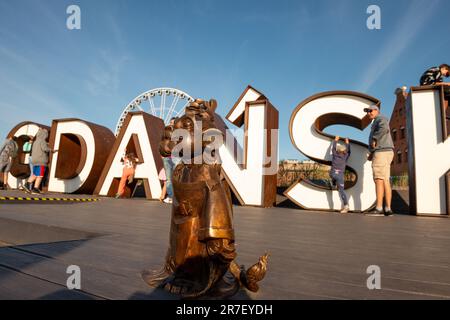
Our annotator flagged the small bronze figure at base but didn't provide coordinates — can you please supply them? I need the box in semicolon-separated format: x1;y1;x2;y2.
142;98;268;299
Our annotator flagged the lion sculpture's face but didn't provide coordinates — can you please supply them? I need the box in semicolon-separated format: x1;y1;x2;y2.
160;99;223;162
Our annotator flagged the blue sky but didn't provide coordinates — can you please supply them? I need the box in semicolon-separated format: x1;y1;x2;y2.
1;0;449;160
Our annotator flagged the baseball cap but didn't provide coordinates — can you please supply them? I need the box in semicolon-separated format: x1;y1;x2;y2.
363;105;379;113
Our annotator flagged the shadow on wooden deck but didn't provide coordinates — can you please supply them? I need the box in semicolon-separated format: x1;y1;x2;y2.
275;187;411;214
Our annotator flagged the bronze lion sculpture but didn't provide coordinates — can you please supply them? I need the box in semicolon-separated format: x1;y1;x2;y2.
142;98;268;299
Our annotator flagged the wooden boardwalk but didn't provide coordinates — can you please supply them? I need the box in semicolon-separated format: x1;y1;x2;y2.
0;190;450;300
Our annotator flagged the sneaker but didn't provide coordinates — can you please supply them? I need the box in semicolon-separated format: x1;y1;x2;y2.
384;209;394;216
367;208;384;215
23;183;32;194
31;188;41;195
340;205;349;213
115;194;121;199
163;198;173;204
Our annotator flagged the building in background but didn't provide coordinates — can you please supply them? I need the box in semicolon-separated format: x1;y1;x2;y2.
389;87;409;177
278;160;329;187
277;159;356;188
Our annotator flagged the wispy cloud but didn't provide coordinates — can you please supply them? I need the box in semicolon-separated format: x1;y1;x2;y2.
85;14;130;96
0;74;76;140
358;0;442;92
0;74;74;117
0;41;75;119
86;50;129;95
106;13;126;50
0;46;29;65
0;101;51;128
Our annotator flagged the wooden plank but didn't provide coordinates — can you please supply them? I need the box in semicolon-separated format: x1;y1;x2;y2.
0;247;161;300
0;266;100;300
1;195;450;299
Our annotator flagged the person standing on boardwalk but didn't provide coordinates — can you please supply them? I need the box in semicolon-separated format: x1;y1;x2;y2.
158;166;171;203
23;128;57;194
115;151;138;199
330;136;351;213
365;105;394;216
159;119;177;204
0;137;19;190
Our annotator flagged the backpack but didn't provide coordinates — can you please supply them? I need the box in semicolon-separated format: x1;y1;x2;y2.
0;140;18;160
23;141;32;153
9;140;18;158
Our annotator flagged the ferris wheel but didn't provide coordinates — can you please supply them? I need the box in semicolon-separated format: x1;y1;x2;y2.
115;87;194;136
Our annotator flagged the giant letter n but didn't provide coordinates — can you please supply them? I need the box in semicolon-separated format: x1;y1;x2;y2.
216;86;279;207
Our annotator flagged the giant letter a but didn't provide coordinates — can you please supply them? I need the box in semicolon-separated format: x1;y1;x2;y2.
94;112;164;199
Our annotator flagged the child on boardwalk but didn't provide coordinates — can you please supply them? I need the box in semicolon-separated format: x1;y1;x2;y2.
115;151;138;199
23;129;57;194
330;136;351;213
158;166;171;203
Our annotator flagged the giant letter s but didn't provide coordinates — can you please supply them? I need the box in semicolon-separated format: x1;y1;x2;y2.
285;91;377;212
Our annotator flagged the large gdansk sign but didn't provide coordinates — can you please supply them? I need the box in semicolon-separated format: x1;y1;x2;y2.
5;85;449;216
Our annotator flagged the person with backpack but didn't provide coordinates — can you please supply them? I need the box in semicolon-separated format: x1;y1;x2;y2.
0;137;19;190
23;128;57;194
